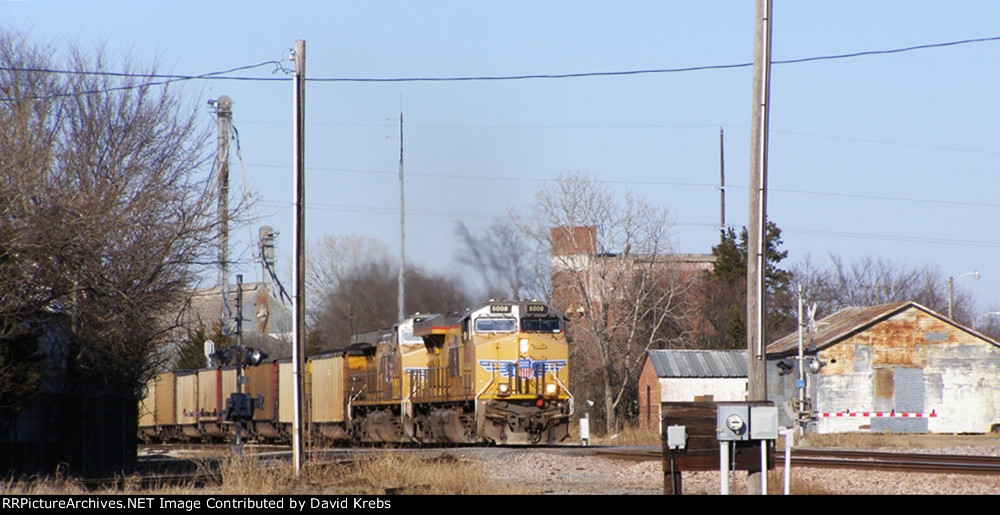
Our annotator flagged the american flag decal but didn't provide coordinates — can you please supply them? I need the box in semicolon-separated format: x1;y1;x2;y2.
479;359;566;378
518;358;533;379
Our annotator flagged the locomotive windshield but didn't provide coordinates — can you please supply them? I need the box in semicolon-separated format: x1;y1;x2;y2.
521;316;563;333
400;330;423;345
474;317;517;334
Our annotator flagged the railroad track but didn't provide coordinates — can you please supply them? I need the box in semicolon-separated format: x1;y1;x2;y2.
594;445;1000;475
786;448;1000;475
119;444;1000;491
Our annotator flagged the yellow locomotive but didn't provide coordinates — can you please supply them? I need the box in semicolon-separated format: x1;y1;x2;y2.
138;299;572;446
407;300;572;444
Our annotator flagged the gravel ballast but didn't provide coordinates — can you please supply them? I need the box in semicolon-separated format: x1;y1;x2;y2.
480;445;1000;495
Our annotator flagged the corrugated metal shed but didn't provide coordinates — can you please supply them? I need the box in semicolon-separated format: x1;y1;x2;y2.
766;301;1000;356
646;349;747;378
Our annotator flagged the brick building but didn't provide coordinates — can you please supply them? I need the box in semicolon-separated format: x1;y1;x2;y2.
549;225;715;318
637;349;748;431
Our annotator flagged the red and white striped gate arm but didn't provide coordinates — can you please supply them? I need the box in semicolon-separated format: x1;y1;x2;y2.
819;409;937;418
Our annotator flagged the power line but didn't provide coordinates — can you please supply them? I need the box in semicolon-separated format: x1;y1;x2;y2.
238;119;999;157
3;35;999;99
247;162;1000;210
784;227;1000;249
0;60;285;101
255;196;1000;249
309;35;1000;82
767;187;1000;210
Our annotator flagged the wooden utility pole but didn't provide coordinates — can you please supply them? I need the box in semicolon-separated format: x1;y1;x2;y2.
746;0;772;495
719;126;725;240
291;39;306;476
397;112;405;322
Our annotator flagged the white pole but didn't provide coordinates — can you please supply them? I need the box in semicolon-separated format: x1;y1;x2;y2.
761;439;768;495
720;441;730;495
782;427;793;495
797;283;805;435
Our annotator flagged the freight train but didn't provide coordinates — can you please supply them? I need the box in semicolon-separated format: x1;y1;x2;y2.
138;299;573;445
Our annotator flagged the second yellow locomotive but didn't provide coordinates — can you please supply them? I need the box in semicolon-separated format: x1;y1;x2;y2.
350;299;573;445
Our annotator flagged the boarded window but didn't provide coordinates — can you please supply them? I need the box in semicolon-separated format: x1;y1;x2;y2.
874;367;894;400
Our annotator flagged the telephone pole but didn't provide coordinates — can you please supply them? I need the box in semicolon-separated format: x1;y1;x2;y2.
719;126;726;240
291;39;306;476
746;0;772;495
397;112;405;322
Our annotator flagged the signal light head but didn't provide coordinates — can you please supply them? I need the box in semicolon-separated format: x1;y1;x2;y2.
210;349;234;367
244;347;268;366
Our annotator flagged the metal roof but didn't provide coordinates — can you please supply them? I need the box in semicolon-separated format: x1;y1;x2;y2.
765;301;1000;356
766;302;911;356
646;349;748;378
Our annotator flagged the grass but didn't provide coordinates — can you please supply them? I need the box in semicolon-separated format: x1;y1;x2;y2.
0;452;533;496
795;431;1000;449
8;428;994;496
1;471;90;495
589;424;662;446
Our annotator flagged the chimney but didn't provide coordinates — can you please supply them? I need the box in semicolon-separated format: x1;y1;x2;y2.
550;226;597;256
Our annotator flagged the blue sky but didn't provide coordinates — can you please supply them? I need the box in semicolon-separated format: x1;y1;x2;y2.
6;1;1000;319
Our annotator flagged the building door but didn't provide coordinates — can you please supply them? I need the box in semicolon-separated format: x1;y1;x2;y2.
872;365;927;433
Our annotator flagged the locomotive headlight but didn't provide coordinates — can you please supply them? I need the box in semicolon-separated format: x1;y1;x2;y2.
519;338;529;353
497;382;511;396
544;383;558;398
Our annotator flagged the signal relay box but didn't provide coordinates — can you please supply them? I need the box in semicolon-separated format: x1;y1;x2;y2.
716;403;778;441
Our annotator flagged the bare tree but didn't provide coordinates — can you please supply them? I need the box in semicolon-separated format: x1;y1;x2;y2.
306;234;392;297
454;219;550;302
308;236;471;353
0;33;223;402
515;172;695;433
305;234;391;330
791;254;976;325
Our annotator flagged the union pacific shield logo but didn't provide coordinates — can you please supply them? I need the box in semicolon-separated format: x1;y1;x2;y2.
478;359;566;378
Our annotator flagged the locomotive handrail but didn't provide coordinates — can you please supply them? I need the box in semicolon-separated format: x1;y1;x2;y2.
551;373;574;416
474;374;500;417
399;397;416;442
472;373;498;434
346;385;367;425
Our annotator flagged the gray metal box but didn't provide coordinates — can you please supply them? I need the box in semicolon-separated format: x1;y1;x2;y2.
716;404;750;441
750;406;779;440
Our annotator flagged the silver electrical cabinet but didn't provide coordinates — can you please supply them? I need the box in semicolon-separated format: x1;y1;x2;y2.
716;403;778;441
750;406;778;440
716;404;750;441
